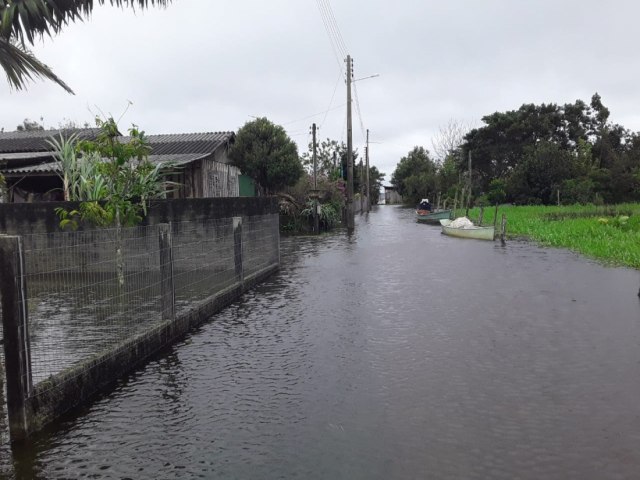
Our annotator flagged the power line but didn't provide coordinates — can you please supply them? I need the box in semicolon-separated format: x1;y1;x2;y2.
352;81;367;143
318;0;348;57
319;70;344;129
315;0;346;70
281;102;346;126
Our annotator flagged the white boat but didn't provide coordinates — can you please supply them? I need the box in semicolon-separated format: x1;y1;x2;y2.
440;218;495;241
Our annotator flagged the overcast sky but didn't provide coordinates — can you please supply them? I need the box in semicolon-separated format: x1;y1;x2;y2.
2;0;640;183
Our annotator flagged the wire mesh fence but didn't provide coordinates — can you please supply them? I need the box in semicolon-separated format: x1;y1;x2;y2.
2;213;279;387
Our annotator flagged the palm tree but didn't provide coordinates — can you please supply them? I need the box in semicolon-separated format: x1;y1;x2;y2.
0;0;171;94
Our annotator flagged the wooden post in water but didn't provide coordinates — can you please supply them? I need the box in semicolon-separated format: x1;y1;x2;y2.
0;235;33;441
500;214;507;245
478;206;484;226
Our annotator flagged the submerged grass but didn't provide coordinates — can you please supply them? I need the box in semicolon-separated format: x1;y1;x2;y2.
454;203;640;269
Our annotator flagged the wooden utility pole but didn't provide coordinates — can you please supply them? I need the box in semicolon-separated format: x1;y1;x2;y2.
312;123;319;233
312;123;317;189
359;158;364;213
365;129;370;212
346;55;354;233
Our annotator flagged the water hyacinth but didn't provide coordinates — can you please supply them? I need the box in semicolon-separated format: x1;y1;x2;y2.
457;203;640;269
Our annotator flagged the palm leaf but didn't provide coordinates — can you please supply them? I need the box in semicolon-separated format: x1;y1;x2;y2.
1;0;170;91
0;36;73;93
1;1;171;45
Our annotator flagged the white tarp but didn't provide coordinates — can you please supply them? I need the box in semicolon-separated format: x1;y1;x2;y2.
450;217;475;229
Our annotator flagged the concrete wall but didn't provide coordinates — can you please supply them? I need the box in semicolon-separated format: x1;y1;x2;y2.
0;197;278;235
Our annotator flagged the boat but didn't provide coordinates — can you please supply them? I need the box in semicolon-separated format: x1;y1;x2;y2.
440;218;495;241
415;209;452;224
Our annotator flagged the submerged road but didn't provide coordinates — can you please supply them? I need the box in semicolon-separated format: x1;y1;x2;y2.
2;205;640;479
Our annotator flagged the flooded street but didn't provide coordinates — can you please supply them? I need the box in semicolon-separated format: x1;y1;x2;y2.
2;205;640;479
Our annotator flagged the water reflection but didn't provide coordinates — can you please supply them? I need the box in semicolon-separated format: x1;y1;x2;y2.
2;206;640;479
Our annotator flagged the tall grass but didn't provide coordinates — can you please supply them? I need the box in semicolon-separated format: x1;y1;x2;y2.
453;203;640;269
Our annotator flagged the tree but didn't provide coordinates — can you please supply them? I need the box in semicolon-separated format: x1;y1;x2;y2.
431;119;473;162
229;117;303;194
367;166;385;205
390;146;437;205
301;138;339;178
1;0;171;93
505;141;576;205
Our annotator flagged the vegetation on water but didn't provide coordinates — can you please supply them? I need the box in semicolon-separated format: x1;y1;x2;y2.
457;203;640;269
389;93;640;269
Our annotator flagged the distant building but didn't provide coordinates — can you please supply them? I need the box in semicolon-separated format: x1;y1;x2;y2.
384;185;402;205
0;129;247;202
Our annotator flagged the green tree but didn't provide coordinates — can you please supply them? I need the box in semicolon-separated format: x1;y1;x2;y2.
229;117;303;194
301;138;343;179
390;146;437;205
367;166;385;205
505;141;576;205
1;0;170;93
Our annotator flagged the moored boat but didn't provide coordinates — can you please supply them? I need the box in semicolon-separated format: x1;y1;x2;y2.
440;218;495;241
415;209;452;224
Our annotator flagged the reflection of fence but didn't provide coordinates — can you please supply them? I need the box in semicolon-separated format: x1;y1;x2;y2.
0;212;279;441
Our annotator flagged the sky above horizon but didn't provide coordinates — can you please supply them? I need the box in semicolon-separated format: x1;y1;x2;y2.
2;0;639;184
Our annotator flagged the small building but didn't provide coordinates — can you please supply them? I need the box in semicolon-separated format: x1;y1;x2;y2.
0;129;245;202
384;185;403;205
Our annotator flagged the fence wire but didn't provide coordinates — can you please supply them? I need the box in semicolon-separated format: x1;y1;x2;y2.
3;214;278;387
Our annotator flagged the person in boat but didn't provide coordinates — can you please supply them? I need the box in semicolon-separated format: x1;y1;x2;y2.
417;198;432;212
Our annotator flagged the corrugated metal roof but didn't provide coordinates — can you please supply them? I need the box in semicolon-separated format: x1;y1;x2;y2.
2;161;58;174
0;129;234;154
0;152;54;161
130;132;235;155
0;129;101;153
2;154;207;175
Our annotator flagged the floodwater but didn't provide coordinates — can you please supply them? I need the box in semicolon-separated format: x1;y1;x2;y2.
2;205;640;479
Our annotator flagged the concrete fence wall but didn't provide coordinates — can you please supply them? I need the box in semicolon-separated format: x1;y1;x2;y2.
0;198;280;442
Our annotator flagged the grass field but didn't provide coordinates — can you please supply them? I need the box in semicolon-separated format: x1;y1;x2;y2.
453;203;640;269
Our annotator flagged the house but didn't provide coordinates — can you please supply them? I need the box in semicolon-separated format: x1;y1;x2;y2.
384;185;403;205
0;128;251;202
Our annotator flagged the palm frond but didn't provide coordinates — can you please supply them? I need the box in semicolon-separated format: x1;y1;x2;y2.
0;36;73;93
1;1;171;45
1;0;170;92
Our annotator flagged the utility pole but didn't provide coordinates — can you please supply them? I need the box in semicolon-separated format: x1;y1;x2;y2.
346;55;354;233
312;123;319;233
359;158;364;213
312;123;317;189
365;129;370;212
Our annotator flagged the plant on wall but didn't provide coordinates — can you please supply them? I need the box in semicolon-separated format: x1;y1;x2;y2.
50;117;176;286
